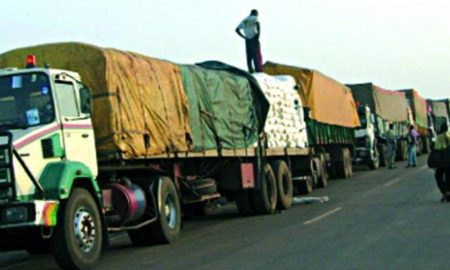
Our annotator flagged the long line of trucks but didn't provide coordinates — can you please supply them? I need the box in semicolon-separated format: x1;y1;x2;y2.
0;43;446;270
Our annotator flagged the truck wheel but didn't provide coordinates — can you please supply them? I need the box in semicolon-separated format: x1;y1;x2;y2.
315;155;328;188
336;148;351;179
368;147;379;170
128;177;181;245
235;190;255;215
297;176;314;194
251;163;278;215
378;144;387;167
345;148;353;178
51;188;103;270
271;160;293;210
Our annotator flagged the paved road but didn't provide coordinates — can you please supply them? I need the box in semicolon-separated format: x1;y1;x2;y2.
1;156;449;270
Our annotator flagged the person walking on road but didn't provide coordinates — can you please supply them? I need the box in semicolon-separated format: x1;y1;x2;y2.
406;125;419;167
235;9;263;73
386;123;397;169
433;122;450;201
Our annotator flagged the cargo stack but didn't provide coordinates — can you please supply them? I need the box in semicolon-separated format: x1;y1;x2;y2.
253;73;307;148
179;64;263;152
263;61;360;179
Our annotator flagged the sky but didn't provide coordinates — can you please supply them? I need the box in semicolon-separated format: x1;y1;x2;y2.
1;0;449;99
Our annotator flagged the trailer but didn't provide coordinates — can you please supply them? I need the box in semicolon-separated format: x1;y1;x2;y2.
348;83;411;167
399;89;431;154
0;43;323;270
263;61;361;181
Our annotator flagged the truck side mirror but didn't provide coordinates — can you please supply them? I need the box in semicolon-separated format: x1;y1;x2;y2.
80;87;92;114
370;114;376;124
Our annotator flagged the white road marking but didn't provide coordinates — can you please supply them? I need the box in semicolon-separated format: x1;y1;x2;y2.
419;165;427;170
303;207;342;225
383;177;402;187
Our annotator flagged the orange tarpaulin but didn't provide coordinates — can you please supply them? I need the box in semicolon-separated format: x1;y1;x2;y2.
0;42;192;159
264;62;360;128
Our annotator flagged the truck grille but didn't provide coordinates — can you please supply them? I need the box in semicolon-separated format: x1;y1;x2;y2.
0;132;16;203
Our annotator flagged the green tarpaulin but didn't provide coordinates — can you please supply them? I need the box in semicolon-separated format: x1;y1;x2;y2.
180;64;261;151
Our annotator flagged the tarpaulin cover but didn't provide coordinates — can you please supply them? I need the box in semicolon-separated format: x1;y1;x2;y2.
0;42;192;159
263;61;360;128
427;99;449;118
348;83;409;123
180;64;260;151
253;73;308;148
399;89;428;130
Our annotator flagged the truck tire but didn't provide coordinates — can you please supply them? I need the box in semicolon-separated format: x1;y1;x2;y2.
368;147;380;170
316;155;328;188
401;141;408;161
378;144;387;167
51;188;103;270
336;148;352;179
422;137;430;154
297;176;314;194
251;163;278;215
235;190;255;215
128;177;181;245
271;160;293;210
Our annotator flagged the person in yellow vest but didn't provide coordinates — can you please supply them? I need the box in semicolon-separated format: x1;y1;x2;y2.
434;122;450;201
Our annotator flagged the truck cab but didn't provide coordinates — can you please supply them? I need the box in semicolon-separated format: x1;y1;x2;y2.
353;105;379;169
0;56;103;270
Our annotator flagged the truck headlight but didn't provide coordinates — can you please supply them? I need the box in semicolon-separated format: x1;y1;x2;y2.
3;206;28;223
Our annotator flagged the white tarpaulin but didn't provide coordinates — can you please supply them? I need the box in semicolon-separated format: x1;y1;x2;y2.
253;73;308;148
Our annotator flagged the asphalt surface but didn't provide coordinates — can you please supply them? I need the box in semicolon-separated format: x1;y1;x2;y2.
1;155;449;270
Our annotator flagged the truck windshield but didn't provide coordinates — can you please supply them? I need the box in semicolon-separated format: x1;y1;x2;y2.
0;72;54;129
357;113;367;129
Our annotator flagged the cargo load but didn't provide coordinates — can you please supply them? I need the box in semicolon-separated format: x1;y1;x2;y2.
399;89;428;133
348;83;409;123
263;61;360;128
427;99;450;133
253;73;308;148
179;64;262;151
0;42;192;159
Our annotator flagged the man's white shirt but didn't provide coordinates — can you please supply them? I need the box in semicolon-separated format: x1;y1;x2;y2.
237;15;259;39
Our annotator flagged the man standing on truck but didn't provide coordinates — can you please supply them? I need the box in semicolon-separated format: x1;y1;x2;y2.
235;9;263;73
386;123;397;169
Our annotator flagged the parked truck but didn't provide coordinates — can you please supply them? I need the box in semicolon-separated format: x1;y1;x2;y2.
399;89;430;154
347;83;411;168
427;98;450;143
0;43;327;270
263;62;361;183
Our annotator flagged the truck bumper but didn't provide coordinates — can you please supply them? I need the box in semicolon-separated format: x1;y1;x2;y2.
353;148;371;164
0;200;59;229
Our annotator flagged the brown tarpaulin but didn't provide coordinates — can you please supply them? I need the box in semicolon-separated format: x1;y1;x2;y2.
348;83;409;123
0;42;192;159
399;89;428;131
263;61;360;128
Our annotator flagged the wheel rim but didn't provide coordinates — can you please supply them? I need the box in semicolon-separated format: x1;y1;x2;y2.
74;207;96;253
165;195;177;229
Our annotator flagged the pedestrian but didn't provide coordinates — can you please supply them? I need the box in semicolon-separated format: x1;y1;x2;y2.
386;123;397;169
433;122;450;201
406;124;419;167
235;9;263;73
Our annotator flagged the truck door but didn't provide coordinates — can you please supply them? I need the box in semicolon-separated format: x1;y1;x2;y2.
53;78;98;176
